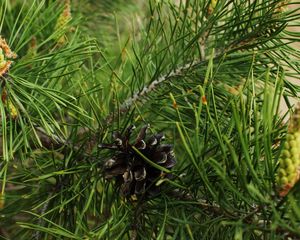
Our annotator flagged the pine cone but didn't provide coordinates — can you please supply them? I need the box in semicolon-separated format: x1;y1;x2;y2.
99;125;176;199
276;105;300;197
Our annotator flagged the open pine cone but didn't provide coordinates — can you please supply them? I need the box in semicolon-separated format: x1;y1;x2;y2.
99;125;176;199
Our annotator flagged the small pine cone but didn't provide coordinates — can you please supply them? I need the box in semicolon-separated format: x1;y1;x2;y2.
0;42;15;77
99;125;176;199
7;100;18;119
0;59;12;78
55;0;72;45
0;36;17;77
55;0;72;32
0;36;17;59
276;106;300;197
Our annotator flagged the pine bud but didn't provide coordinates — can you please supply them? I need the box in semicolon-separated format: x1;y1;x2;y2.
55;0;72;45
0;36;16;77
274;0;289;15
276;105;300;197
26;36;37;59
0;36;17;59
0;49;6;68
7;100;18;119
207;0;217;16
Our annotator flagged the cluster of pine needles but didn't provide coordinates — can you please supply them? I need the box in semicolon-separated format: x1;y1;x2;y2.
0;0;300;239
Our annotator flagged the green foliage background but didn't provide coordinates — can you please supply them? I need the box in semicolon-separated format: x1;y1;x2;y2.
0;0;300;239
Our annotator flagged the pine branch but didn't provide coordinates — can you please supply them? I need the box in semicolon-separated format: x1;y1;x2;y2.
2;1;300;238
104;13;294;124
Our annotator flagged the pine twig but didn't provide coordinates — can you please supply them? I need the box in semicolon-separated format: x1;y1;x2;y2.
121;60;202;109
105;57;209;124
32;193;52;240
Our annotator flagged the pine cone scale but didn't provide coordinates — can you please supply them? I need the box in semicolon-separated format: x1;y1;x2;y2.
134;167;147;181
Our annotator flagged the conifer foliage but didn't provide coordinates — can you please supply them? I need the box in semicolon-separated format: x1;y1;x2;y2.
0;0;300;239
